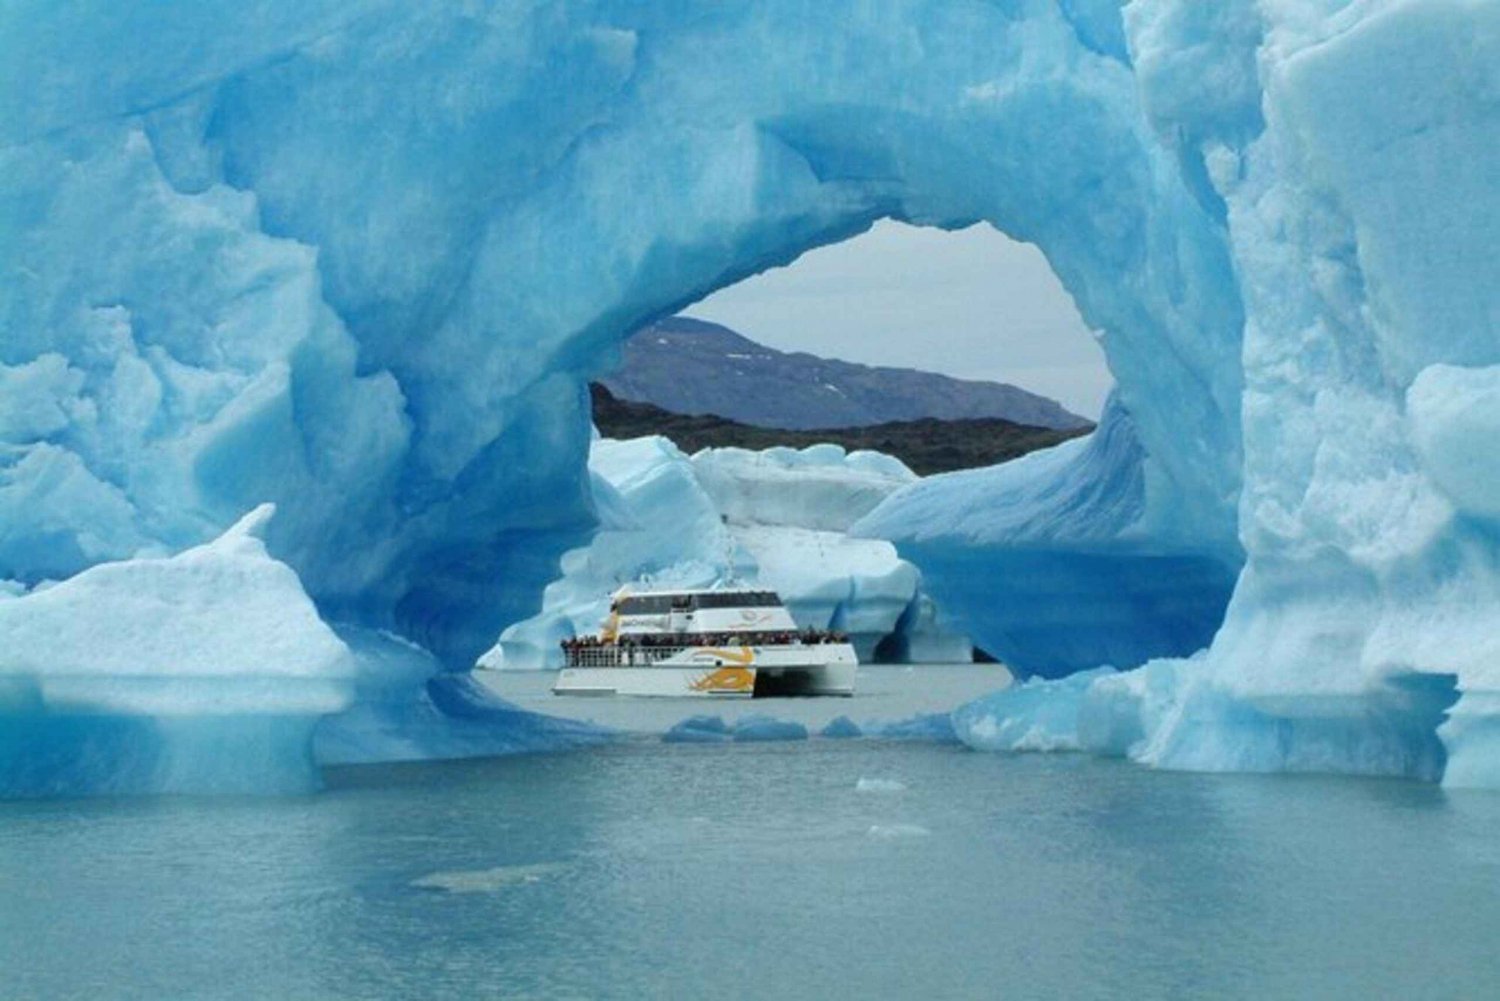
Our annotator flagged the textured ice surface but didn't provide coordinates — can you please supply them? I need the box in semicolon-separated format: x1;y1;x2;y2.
860;713;961;745
953;658;1455;784
857;400;1240;677
0;506;607;793
953;669;1116;754
3;0;1497;785
0;505;355;795
821;716;864;740
731;715;809;743
477;437;968;668
662;715;733;745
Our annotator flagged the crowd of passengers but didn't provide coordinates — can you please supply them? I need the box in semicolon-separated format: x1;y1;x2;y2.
560;628;849;652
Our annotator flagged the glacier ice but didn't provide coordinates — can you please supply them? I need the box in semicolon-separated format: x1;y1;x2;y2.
0;505;607;795
730;714;809;743
477;436;970;669
821;716;864;740
662;715;733;744
0;505;355;795
855;399;1241;677
2;0;1498;788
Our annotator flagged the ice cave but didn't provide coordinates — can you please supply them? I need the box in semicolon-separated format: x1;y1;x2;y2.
1;0;1497;793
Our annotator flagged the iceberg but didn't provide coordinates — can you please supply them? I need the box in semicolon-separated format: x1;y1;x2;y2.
0;504;608;795
0;505;355;795
821;716;864;740
731;714;809;743
477;436;970;669
663;715;733;744
1;0;1496;787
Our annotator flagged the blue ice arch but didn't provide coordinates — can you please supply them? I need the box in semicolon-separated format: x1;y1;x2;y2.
2;0;1498;790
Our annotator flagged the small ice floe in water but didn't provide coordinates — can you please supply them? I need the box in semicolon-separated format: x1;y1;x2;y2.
867;823;930;839
732;714;808;742
663;715;731;743
410;862;564;894
821;715;863;739
855;777;906;793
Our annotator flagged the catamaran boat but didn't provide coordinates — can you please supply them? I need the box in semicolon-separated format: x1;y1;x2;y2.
554;587;858;697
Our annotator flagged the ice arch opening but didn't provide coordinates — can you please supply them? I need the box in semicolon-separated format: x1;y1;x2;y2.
597;217;1241;678
535;219;1117;670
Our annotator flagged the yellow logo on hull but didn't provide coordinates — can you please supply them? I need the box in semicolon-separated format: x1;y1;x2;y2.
689;666;756;693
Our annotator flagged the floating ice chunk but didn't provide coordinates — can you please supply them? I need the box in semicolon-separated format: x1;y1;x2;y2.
411;862;565;894
731;715;808;742
867;823;930;839
674;714;731;734
821;715;864;739
861;713;960;744
855;777;906;793
663;715;732;744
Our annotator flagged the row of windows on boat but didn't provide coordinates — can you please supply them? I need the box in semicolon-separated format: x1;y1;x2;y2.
612;591;783;615
561;629;849;650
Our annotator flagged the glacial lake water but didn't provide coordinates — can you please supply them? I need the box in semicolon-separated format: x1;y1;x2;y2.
5;667;1500;999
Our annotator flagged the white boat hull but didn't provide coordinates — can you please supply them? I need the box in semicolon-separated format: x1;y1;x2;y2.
553;644;858;698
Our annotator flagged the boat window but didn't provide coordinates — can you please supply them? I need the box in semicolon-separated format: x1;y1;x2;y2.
690;592;782;610
617;595;673;615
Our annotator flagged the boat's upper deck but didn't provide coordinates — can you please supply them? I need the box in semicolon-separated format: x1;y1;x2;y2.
610;589;799;637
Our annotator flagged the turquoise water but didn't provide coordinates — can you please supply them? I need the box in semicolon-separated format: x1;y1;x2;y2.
5;738;1500;999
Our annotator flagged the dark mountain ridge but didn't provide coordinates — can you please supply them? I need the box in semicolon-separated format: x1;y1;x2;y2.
603;316;1090;432
590;384;1089;477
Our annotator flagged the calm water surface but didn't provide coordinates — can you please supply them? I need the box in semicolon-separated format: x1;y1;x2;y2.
4;714;1500;998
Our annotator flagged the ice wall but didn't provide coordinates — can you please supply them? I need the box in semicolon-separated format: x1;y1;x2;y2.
3;0;1497;785
882;0;1500;784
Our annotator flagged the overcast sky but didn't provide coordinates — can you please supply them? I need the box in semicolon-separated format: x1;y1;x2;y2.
685;220;1113;420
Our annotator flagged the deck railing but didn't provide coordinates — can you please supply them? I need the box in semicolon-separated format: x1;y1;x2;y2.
562;632;847;669
565;645;691;669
